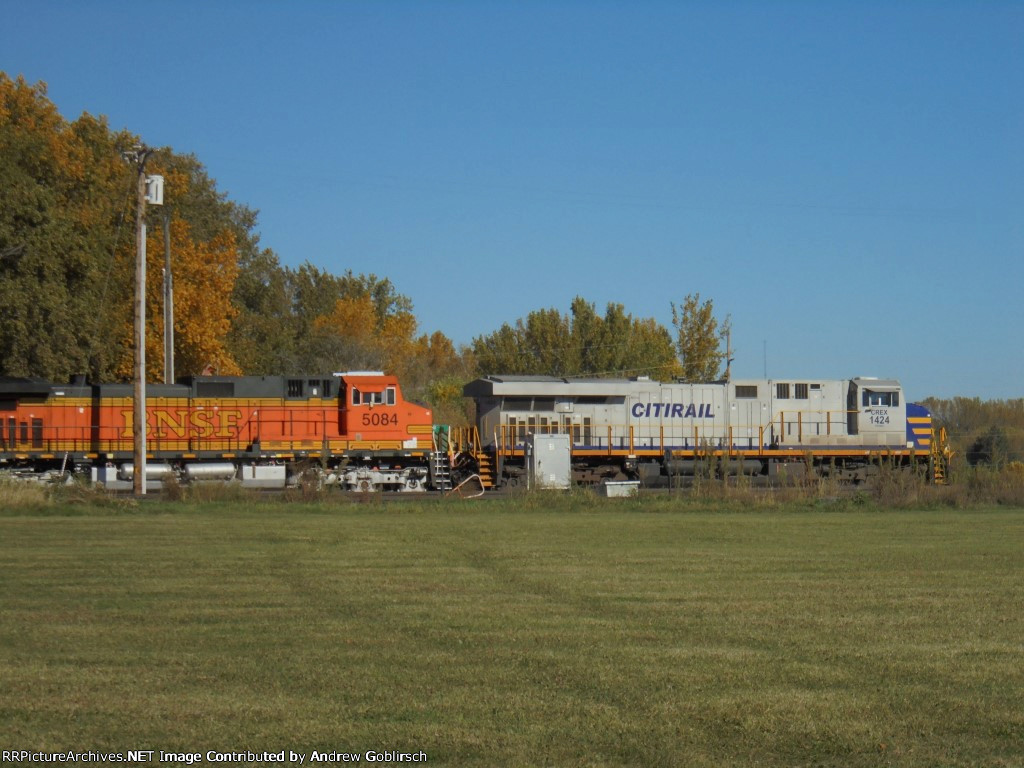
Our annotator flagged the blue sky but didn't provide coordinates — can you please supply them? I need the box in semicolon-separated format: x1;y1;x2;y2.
5;1;1022;399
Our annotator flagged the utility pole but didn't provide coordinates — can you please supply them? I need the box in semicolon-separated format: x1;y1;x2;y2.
128;147;162;496
133;148;151;496
724;328;733;383
163;212;174;385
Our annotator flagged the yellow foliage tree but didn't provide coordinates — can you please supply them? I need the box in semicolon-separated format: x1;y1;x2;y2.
114;217;241;380
155;220;241;376
314;296;465;391
671;293;730;382
316;294;377;348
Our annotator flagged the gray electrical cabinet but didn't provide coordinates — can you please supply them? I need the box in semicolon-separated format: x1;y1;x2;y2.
528;434;572;490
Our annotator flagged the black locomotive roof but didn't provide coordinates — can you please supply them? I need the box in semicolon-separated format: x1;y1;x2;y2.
93;375;341;399
0;374;342;400
0;376;60;396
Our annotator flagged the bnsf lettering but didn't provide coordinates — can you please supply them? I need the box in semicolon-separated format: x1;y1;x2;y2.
121;409;245;438
630;402;714;419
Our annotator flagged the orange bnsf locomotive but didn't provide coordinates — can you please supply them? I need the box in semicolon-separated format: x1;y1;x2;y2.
0;372;440;491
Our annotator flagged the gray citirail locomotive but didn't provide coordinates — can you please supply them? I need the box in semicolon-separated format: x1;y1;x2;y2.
462;375;946;486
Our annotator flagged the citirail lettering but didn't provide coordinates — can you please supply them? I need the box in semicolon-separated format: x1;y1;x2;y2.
630;402;714;419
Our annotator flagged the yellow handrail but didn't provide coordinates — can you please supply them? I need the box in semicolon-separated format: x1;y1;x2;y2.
488;408;869;455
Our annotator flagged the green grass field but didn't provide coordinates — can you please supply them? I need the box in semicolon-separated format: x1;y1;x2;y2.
1;495;1021;767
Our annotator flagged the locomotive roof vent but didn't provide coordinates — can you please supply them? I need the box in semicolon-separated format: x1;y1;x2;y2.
333;371;385;377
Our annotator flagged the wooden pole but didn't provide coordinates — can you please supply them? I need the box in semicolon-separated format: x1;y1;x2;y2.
133;150;150;496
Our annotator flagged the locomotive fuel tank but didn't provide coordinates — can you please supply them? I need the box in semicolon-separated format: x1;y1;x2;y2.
183;462;238;482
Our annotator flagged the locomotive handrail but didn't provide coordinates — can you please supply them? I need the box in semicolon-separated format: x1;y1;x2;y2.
492;407;882;457
445;425;484;457
28;407;370;458
774;409;851;442
36;407;863;460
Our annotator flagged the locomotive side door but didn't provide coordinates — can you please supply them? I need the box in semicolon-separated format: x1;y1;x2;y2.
729;382;764;447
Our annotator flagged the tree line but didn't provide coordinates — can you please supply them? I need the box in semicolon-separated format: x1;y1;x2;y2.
0;73;732;425
922;397;1024;470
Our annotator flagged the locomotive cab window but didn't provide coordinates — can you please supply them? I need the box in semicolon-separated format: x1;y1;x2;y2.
352;389;391;406
354;389;374;405
862;390;899;407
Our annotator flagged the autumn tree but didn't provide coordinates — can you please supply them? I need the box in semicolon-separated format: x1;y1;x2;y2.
571;299;680;378
0;74;136;380
671;293;730;382
283;265;416;373
227;248;298;373
226;258;472;418
132;150;258;377
0;74;252;382
89;153;249;380
472;297;679;378
312;279;465;385
307;274;472;422
140;220;241;378
923;396;1024;468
